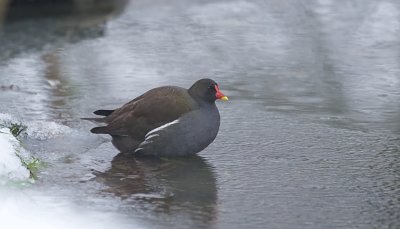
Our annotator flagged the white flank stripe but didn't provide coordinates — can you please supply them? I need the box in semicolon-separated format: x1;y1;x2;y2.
140;134;160;146
145;119;179;137
145;134;159;141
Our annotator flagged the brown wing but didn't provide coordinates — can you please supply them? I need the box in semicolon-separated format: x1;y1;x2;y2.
91;86;196;140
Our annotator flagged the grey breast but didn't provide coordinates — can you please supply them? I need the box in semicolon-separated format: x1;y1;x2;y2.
135;104;220;156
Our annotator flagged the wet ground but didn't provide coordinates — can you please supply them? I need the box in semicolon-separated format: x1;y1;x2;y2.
1;0;400;228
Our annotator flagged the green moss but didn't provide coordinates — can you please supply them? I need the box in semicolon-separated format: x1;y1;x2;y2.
1;121;40;180
9;123;27;137
0;122;27;137
14;152;41;180
24;158;41;180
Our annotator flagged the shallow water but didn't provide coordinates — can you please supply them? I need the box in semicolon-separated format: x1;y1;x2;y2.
1;0;400;228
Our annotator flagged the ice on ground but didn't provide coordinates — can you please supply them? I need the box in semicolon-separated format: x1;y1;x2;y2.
0;189;144;229
26;121;72;140
0;113;143;228
0;112;85;185
0;112;74;184
0;112;73;140
0;128;30;183
0;113;19;127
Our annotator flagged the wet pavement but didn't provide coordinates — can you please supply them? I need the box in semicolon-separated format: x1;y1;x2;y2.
0;0;400;228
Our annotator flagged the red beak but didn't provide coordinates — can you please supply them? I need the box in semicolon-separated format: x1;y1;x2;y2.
215;85;229;101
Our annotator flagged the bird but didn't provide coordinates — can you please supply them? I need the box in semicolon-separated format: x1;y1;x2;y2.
83;78;228;157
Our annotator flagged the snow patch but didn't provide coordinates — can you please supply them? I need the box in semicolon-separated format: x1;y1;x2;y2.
0;190;143;229
0;128;30;183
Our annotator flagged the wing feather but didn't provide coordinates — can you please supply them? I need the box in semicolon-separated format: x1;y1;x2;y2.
94;86;196;138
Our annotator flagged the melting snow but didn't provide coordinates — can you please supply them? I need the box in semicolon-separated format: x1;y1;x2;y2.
0;190;142;229
0;128;30;183
0;113;144;229
26;121;72;140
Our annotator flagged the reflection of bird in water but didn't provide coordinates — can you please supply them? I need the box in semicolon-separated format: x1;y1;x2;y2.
94;153;218;227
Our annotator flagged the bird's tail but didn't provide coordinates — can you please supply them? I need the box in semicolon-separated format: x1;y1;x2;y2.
94;109;115;116
90;126;109;134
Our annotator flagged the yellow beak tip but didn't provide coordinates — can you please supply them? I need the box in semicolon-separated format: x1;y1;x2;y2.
220;96;229;101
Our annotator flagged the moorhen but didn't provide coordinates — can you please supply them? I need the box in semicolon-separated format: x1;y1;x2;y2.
84;78;228;156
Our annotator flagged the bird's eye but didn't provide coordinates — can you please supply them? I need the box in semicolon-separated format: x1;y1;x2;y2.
208;85;214;89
